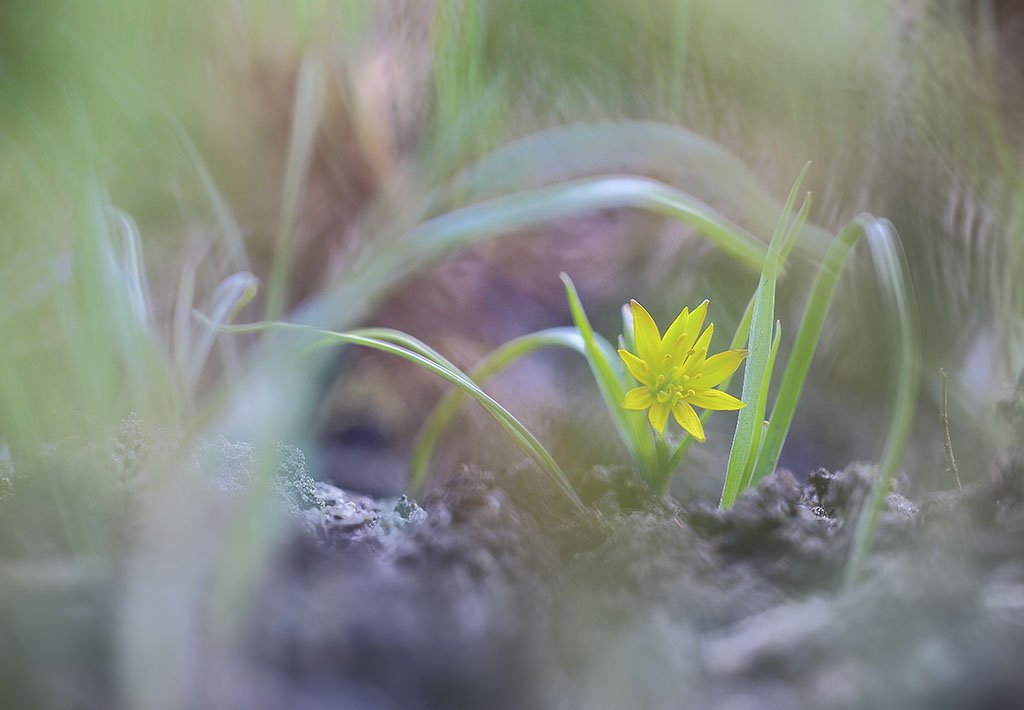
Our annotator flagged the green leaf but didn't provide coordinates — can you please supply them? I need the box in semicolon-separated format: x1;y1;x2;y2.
749;215;867;486
720;163;810;509
741;319;782;492
295;175;770;330
437;122;832;264
410;328;587;494
184;272;258;396
201;317;586;511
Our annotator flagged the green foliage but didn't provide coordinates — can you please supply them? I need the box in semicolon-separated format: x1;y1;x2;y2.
204;318;586;510
721;166;810;508
720;175;920;514
399;160;919;521
843;224;920;586
408;328;590;494
0;3;985;707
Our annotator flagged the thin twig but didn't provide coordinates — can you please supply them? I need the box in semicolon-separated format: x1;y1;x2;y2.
940;368;963;491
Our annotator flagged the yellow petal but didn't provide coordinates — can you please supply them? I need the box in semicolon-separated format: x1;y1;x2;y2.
648;401;671;433
623;387;654;410
697;349;748;388
683;300;708;351
672;323;712;379
661;306;689;352
687;388;745;411
631;300;662;364
671;401;705;442
692;322;714;355
667;300;708;362
618;349;653;387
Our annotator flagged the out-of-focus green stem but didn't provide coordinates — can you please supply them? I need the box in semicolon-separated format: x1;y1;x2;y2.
843;223;920;588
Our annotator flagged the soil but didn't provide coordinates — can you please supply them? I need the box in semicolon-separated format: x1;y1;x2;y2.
212;459;1024;710
3;421;1023;709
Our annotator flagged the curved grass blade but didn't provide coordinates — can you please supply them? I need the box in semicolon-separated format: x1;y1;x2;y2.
111;209;154;328
343;326;468;376
414;176;767;270
199;318;585;511
843;223;920;587
295;175;769;330
72;180;177;420
409;327;587;494
721;164;810;508
184;272;258;395
436;121;833;262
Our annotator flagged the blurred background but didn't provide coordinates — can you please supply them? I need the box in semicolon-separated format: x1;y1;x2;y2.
2;1;1024;708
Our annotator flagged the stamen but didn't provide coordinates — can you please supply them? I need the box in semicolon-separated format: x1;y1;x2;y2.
657;391;670;403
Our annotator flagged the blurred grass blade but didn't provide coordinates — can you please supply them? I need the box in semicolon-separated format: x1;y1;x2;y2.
186;272;259;395
409;327;586;494
172;245;207;386
200;318;585;510
111;209;153;327
297;175;770;331
843;222;920;587
721;164;810;508
430;0;505;167
415;176;767;271
65;174;176;421
166;116;249;271
264;54;324;321
302;123;832;341
437;122;833;262
561;273;660;487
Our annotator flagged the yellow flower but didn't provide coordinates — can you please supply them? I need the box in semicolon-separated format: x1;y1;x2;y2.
618;299;747;441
